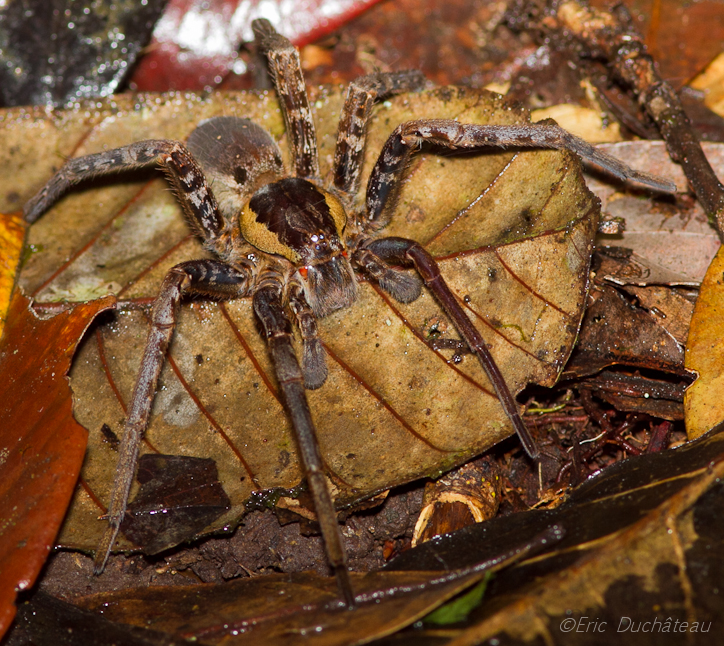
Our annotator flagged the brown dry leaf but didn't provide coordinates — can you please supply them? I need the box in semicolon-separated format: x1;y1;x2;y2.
588;141;723;285
595;248;696;347
0;290;115;636
73;569;489;645
622;284;694;346
3;86;597;553
563;283;686;379
684;244;724;439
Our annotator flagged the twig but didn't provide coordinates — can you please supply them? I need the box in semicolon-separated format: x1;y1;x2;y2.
507;0;724;239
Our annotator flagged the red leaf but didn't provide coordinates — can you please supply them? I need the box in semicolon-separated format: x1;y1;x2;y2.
130;0;383;91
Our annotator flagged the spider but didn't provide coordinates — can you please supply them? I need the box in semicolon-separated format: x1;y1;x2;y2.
24;19;674;608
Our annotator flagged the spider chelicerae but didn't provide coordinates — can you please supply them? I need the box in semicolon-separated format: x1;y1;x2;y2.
25;19;674;607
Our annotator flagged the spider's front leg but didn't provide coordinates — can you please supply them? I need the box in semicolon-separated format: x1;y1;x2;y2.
365;119;677;228
94;259;253;574
359;238;539;459
333;71;426;197
288;281;328;390
24;140;227;250
252;19;319;180
253;278;355;607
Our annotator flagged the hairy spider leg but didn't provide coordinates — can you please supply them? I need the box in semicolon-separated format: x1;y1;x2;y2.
364;119;676;226
288;280;329;390
253;19;320;180
94;260;252;574
253;279;355;608
353;247;422;304
24;141;228;242
333;71;426;197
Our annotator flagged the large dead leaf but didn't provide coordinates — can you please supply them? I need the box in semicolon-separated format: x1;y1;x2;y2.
72;569;490;645
2;86;597;553
0;290;115;637
61;527;558;646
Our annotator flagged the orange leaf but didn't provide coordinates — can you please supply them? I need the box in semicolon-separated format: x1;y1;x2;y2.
0;212;25;339
0;290;115;637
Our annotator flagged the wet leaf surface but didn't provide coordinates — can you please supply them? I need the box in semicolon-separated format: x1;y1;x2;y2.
1;86;596;554
580;370;686;422
21;424;724;645
13;591;190;646
121;454;232;555
68;529;559;646
0;0;166;107
71;570;488;645
382;423;724;644
0;291;115;636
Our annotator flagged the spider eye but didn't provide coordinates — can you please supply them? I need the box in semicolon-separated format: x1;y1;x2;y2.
299;266;309;279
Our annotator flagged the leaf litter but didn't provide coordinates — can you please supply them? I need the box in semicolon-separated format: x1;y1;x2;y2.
4;0;724;639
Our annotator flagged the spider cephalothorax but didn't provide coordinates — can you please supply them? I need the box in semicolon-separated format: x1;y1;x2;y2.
24;19;674;607
242;177;358;317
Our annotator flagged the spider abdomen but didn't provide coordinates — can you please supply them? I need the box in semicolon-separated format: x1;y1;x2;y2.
186;117;285;218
